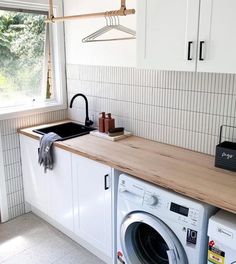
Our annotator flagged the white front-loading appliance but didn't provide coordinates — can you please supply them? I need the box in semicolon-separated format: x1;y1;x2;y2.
117;174;217;264
208;210;236;264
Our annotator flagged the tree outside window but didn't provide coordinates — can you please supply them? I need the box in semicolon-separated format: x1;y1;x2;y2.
0;9;51;108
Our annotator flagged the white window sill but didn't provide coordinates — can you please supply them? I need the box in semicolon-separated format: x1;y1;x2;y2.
0;101;67;121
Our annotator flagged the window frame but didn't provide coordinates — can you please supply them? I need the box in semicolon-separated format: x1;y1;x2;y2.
0;0;67;120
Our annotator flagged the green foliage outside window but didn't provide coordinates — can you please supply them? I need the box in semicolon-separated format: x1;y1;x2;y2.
0;10;48;107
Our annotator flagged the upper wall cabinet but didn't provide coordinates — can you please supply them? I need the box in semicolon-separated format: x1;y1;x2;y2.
137;0;200;72
137;0;236;74
197;0;236;73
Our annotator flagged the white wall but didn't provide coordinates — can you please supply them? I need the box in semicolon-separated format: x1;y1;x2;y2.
64;0;136;67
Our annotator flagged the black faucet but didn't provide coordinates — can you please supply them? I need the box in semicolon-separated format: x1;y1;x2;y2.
69;93;94;127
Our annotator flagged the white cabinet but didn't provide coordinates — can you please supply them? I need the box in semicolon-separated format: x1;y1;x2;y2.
46;147;73;232
20;135;49;214
19;135;74;231
20;134;113;262
138;0;236;73
197;0;236;73
72;154;112;259
137;0;199;71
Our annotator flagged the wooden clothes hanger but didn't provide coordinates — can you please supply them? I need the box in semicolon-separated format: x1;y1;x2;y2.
82;11;136;43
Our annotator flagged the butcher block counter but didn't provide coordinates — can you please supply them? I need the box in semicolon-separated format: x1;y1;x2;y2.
19;121;236;214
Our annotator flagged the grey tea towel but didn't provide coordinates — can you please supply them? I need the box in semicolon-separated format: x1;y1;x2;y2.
38;132;61;173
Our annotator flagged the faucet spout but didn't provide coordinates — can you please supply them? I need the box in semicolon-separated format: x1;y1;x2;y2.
69;93;94;127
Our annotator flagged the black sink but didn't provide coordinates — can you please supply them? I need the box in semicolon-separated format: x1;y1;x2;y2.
33;122;96;141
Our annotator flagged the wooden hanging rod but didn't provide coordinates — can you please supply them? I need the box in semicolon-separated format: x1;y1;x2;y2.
45;0;135;23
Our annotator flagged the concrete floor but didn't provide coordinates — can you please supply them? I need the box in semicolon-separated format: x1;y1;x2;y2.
0;213;105;264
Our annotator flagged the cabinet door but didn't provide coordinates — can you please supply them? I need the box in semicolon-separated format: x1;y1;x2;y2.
47;148;73;232
20;135;74;232
72;154;112;258
137;0;200;71
20;135;49;214
197;0;236;73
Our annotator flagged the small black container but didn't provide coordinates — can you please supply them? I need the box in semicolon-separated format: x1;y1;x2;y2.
215;125;236;172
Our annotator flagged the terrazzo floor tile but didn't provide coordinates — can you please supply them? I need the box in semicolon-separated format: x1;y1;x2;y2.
0;213;105;264
52;247;105;264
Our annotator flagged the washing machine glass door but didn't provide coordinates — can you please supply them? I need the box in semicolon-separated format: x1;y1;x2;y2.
121;212;188;264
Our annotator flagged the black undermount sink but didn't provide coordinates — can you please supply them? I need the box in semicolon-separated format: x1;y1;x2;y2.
33;122;96;141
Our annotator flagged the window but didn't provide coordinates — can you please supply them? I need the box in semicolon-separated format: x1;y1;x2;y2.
0;0;65;117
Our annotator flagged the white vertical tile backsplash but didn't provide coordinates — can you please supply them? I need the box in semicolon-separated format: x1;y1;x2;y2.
0;110;67;219
67;64;236;156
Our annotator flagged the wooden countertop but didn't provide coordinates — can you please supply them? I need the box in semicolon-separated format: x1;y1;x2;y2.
19;121;236;214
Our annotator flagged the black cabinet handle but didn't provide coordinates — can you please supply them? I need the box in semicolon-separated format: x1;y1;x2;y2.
104;174;109;190
187;41;193;61
199;41;205;61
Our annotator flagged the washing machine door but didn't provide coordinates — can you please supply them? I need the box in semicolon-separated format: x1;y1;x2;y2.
120;212;188;264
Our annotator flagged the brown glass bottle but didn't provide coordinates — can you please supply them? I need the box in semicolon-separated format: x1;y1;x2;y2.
105;113;115;133
99;112;106;133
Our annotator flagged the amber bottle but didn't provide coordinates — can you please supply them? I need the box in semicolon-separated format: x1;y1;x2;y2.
99;112;106;133
105;113;115;133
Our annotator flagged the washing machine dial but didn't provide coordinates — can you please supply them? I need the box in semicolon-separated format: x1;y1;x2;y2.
146;195;159;206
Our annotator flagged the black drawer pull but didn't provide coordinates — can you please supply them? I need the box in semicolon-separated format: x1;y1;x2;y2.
199;41;205;61
187;41;193;61
104;174;109;190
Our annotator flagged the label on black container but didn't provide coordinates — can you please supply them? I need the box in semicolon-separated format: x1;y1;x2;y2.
215;145;236;172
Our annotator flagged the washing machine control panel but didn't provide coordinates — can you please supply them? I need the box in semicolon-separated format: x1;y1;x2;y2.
188;208;200;226
170;202;189;216
170;204;200;226
119;176;201;228
142;192;200;226
143;192;160;207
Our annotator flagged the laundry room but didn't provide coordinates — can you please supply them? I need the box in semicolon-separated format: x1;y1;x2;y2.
0;0;236;263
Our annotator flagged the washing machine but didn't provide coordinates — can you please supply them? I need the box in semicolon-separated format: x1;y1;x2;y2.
208;210;236;264
117;174;217;264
